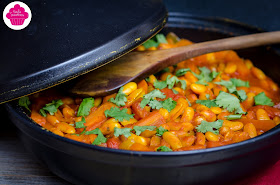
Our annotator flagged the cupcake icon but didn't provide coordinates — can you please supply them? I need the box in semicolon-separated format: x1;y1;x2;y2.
6;4;29;26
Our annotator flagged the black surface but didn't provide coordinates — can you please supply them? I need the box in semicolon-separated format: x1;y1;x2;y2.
164;0;280;31
0;0;167;103
5;14;280;185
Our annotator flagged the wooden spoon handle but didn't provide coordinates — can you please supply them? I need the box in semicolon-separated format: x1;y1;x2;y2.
151;31;280;67
70;31;280;97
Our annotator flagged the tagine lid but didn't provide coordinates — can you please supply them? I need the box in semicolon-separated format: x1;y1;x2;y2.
0;0;167;103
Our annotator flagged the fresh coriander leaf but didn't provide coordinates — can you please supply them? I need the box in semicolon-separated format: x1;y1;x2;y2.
254;92;274;106
40;99;64;117
166;75;177;89
172;89;179;94
166;75;186;90
226;114;242;120
140;98;150;108
80;128;86;135
215;91;244;114
143;39;158;49
155;68;171;76
192;67;218;86
196;99;218;108
235;107;246;115
186;98;192;106
196;120;223;135
104;107;134;122
75;117;86;128
148;99;163;110
140;90;166;108
234;90;247;102
153;80;167;89
133;126;156;135
206;94;210;99
85;128;107;145
143;89;166;100
195;79;208;86
215;80;247;102
109;87;127;107
145;77;150;82
114;127;132;138
178;79;187;90
155;34;168;43
77;97;94;117
211;71;220;79
175;68;191;76
39;109;47;117
18;96;31;112
193;67;211;81
157;146;172;152
156;126;168;136
162;67;170;73
230;78;250;87
215;80;236;93
162;98;177;112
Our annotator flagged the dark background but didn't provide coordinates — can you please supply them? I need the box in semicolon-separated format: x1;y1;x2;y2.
164;0;280;31
1;0;279;184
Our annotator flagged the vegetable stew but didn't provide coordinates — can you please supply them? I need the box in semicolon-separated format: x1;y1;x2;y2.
19;33;280;152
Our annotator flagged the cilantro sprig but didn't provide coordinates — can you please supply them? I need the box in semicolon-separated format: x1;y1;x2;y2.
142;33;167;49
157;146;172;152
254;92;274;106
156;126;168;136
196;95;218;108
140;90;166;108
85;128;107;145
75;117;86;128
104;107;134;122
162;98;177;112
215;79;249;102
141;94;177;112
133;126;157;135
196;120;223;135
114;126;157;137
77;97;94;117
230;78;250;87
193;67;219;85
175;68;191;76
153;75;186;90
18;96;31;112
109;87;127;107
114;127;132;138
226;114;242;120
215;91;246;114
40;99;64;117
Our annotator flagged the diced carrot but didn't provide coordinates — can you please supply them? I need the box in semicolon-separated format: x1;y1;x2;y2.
132;111;166;127
84;102;116;131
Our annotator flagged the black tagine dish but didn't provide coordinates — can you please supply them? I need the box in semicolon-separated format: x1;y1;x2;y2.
5;12;280;185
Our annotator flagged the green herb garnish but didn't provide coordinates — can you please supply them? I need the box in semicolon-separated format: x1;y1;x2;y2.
77;97;94;117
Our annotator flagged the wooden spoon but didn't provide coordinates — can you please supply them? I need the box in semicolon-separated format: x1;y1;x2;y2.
70;31;280;97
